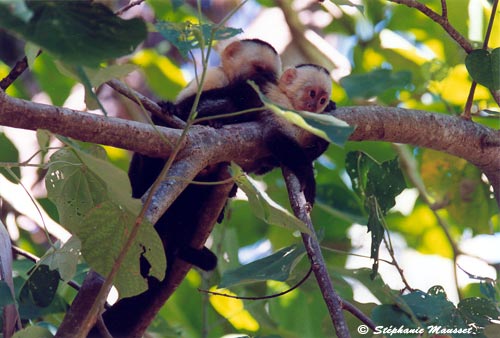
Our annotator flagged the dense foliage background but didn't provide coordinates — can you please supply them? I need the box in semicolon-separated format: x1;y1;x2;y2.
0;0;499;337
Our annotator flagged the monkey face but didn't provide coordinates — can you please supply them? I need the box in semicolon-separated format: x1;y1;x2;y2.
295;86;329;113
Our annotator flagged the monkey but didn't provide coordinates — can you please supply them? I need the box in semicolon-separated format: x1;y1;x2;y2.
127;38;282;271
174;38;282;105
254;63;335;204
159;38;282;126
94;57;335;338
89;39;284;338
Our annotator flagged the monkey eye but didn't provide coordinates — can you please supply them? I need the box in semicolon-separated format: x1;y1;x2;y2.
254;64;265;72
309;90;316;98
319;97;327;105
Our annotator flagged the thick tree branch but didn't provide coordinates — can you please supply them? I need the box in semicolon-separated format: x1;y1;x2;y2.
332;107;500;204
1;90;498;203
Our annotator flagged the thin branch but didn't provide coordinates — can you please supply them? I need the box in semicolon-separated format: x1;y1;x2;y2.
462;0;499;119
341;299;376;331
394;144;463;299
483;0;499;50
0;50;41;90
115;0;145;16
388;0;473;53
282;167;350;337
106;79;186;129
440;0;447;18
198;267;313;300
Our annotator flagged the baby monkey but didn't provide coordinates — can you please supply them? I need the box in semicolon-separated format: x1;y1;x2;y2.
259;63;335;204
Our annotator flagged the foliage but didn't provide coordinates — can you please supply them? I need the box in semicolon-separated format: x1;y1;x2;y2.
0;0;499;338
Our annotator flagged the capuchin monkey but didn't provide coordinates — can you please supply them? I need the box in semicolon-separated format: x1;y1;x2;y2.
91;39;283;338
94;50;335;338
128;38;282;272
258;63;335;204
175;38;282;104
161;38;282;126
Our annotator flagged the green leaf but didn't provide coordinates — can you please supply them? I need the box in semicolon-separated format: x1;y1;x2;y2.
156;21;242;58
0;132;20;183
231;163;311;235
251;81;356;146
79;200;166;299
0;1;147;67
74;145;141;215
372;287;489;337
458;297;500;328
220;245;306;288
346;152;406;213
38;236;81;283
465;48;500;91
31;53;75;106
45;147;108;232
12;326;54;338
345;152;406;276
20;264;60;308
340;69;412;99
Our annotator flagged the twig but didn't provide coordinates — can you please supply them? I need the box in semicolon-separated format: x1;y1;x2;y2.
106;79;186;129
282;167;350;338
463;0;499;118
341;299;376;331
0;50;41;90
394;144;463;299
115;0;145;16
198;267;313;300
381;235;413;292
388;0;473;53
440;0;447;18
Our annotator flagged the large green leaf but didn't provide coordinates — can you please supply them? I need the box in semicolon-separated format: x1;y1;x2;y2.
340;69;412;99
373;287;491;338
458;297;500;328
465;48;500;91
219;245;306;288
79;200;166;299
45;148;108;232
231;163;311;235
420;149;496;232
345;152;406;276
0;1;147;67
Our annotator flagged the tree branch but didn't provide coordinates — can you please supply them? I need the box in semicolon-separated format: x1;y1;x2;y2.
1;90;498;203
387;0;473;53
282;167;350;337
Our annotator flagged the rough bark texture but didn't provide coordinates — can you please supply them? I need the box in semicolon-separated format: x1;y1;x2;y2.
1;90;499;337
1;91;498;201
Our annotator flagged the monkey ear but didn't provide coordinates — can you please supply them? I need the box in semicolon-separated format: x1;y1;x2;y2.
281;68;298;85
222;40;243;59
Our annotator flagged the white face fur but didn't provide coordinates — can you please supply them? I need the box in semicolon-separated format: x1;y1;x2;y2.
280;66;331;113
